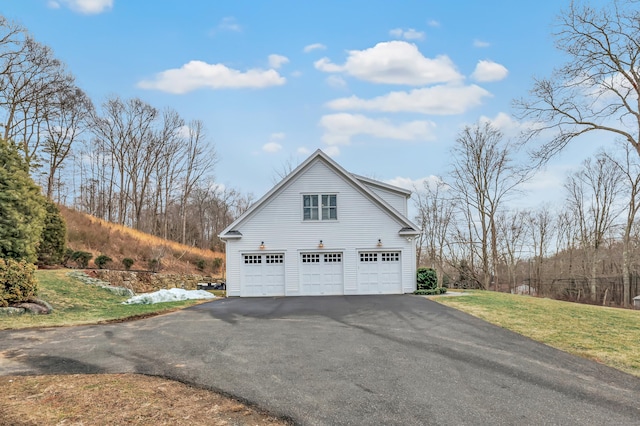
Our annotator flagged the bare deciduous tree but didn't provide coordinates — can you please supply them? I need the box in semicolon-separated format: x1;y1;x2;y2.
413;177;456;286
42;85;93;200
179;120;217;245
603;142;640;306
565;153;623;302
450;122;530;290
514;0;640;161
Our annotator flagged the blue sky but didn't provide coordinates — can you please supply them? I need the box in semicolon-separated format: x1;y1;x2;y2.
3;0;613;210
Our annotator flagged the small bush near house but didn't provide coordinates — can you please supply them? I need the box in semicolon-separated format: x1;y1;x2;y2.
0;259;38;307
71;251;92;268
417;267;438;290
122;258;134;270
95;254;113;269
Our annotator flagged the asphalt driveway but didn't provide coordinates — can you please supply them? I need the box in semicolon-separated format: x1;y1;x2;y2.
1;295;639;425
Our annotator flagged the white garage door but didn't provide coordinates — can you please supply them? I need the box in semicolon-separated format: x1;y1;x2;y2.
357;251;402;294
241;253;285;297
300;252;344;295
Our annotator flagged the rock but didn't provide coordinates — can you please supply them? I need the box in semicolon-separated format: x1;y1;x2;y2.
0;307;26;316
28;298;54;313
13;302;50;315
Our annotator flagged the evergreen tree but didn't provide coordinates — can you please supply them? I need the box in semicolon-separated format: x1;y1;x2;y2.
0;139;46;263
37;199;67;265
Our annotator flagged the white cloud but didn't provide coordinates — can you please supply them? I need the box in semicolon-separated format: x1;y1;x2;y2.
314;41;463;85
319;113;437;146
218;17;242;32
263;142;283;153
270;132;285;140
326;84;491;115
314;57;343;73
427;20;440;28
138;60;286;94
389;28;425;41
268;54;289;69
323;146;341;157
471;60;508;82
473;39;491;48
303;43;327;53
478;112;525;137
297;147;311;155
326;75;347;89
385;175;441;192
291;70;303;78
53;0;112;14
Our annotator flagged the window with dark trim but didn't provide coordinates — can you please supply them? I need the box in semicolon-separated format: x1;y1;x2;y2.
303;194;337;221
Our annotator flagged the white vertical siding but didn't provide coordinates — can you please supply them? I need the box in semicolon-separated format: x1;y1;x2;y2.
225;160;416;295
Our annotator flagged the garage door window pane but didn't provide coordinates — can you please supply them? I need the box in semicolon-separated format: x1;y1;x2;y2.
302;253;320;263
324;253;342;263
360;253;378;262
244;255;262;264
381;252;399;262
266;254;284;264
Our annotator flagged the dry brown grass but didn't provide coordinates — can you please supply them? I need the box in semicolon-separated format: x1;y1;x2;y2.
0;374;290;426
61;205;224;275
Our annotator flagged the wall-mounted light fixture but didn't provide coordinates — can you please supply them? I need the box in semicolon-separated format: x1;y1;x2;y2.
377;239;382;247
318;240;324;249
259;241;265;250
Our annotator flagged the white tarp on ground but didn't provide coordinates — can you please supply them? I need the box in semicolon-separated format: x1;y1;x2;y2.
123;288;216;305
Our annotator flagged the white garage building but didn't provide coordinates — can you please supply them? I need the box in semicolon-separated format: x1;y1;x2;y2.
219;149;420;297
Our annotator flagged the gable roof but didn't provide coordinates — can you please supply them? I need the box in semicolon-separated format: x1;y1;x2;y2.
352;174;412;198
219;149;420;239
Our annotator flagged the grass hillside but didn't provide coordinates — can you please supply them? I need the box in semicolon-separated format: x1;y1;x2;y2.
60;205;224;276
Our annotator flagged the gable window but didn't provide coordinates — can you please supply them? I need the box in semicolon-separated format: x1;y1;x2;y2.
303;194;337;221
303;195;319;220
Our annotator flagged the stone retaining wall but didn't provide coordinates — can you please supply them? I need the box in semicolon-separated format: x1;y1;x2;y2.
90;270;223;294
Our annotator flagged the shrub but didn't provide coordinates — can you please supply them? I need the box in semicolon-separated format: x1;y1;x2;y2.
148;258;160;272
0;138;46;263
417;267;438;290
212;257;223;273
95;254;113;269
71;251;92;268
0;259;38;307
122;258;134;270
37;200;67;266
196;259;206;271
62;247;74;267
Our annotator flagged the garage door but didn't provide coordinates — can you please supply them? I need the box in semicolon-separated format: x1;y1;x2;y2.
241;254;285;296
300;252;344;295
357;251;402;294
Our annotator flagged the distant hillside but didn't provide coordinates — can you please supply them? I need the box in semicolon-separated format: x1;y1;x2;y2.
60;205;224;276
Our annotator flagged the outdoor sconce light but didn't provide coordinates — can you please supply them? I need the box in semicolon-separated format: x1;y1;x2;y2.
259;241;265;250
377;239;382;247
318;240;324;249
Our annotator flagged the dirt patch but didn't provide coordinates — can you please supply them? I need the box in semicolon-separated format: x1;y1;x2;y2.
0;374;290;425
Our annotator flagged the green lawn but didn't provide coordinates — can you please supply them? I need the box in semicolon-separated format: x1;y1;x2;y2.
433;291;640;377
0;270;217;330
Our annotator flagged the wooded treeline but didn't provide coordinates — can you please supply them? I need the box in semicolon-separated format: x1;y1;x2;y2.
415;1;640;308
0;15;251;252
414;133;640;307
